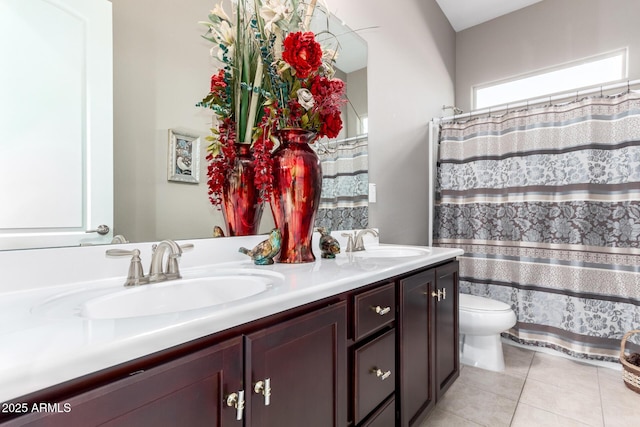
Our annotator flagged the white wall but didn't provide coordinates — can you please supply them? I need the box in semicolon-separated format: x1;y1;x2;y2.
113;0;456;245
455;0;640;110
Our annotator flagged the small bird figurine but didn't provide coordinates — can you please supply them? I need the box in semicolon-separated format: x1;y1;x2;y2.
213;225;226;238
238;228;282;265
317;227;340;259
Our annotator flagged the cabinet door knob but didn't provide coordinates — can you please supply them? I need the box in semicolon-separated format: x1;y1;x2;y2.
254;378;271;406
431;290;442;302
225;390;245;421
442;288;447;300
371;367;392;381
372;305;391;316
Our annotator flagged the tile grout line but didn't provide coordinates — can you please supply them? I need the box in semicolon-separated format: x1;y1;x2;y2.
597;368;606;427
508;349;537;426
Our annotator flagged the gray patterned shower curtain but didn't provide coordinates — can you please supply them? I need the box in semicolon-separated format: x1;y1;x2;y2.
434;92;640;361
314;138;369;231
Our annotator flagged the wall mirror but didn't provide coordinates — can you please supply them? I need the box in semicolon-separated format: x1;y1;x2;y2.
0;0;367;251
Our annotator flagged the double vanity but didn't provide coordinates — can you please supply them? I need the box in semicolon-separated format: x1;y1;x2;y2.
0;232;463;426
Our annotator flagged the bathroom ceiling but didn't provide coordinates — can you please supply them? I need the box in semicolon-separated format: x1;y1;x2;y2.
436;0;544;32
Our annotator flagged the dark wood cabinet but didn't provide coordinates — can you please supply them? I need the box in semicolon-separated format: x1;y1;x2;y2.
1;337;243;427
353;282;395;341
433;261;459;400
1;303;347;427
398;261;459;426
350;280;397;427
354;329;395;424
1;261;459;427
361;397;395;427
398;269;436;427
245;302;347;427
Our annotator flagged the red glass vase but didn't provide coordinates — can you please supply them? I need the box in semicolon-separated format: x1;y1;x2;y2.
270;129;322;263
221;144;264;236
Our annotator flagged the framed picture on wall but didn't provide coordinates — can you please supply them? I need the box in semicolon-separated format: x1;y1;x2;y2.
167;129;200;184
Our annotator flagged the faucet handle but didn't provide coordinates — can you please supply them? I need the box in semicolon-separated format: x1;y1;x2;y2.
164;244;194;276
106;248;149;287
341;232;356;252
180;243;194;251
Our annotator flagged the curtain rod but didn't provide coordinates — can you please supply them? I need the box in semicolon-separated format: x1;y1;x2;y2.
328;133;368;145
433;79;640;123
315;133;368;154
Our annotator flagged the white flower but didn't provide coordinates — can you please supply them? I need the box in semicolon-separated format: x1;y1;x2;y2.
323;48;339;63
211;21;235;61
217;21;235;46
210;3;230;22
260;0;291;34
321;48;338;78
297;88;315;110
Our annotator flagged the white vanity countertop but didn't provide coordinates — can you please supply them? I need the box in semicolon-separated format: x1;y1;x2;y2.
0;235;463;403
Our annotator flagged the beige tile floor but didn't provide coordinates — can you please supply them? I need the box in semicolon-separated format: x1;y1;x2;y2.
422;343;640;427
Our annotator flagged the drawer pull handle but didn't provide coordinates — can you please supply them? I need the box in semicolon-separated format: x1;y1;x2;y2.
372;305;391;316
225;390;245;420
254;378;271;406
371;367;392;381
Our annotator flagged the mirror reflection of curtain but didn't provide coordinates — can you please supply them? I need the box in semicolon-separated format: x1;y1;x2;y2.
434;92;640;360
315;138;369;231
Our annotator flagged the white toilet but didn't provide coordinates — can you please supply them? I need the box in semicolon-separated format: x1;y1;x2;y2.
459;293;517;372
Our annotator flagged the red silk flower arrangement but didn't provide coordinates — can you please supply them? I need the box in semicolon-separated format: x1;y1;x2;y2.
199;0;347;209
268;29;347;139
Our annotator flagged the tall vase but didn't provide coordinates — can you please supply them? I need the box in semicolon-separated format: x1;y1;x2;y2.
270;128;322;263
221;143;264;236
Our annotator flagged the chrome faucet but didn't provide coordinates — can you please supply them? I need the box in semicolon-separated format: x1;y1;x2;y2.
106;240;193;287
149;240;184;282
341;229;379;252
110;234;129;244
354;229;379;251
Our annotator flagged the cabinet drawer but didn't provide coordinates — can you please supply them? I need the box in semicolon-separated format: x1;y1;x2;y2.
354;329;396;424
354;283;395;341
361;397;395;427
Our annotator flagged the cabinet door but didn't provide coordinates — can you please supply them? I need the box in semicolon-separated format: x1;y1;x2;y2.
246;302;347;427
2;337;243;427
398;269;436;427
434;261;460;400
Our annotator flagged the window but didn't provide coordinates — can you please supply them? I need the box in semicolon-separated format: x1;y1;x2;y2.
473;49;628;110
360;115;369;134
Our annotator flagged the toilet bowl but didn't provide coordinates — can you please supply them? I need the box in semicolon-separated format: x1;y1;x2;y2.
459;293;516;372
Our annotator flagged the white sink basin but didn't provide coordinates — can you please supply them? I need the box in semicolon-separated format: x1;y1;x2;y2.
32;269;282;320
348;246;431;259
81;275;272;319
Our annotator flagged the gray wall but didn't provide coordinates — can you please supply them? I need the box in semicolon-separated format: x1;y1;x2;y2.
112;0;216;243
337;0;456;244
113;0;457;245
455;0;640;111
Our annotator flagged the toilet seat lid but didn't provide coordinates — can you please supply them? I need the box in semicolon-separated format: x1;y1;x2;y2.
459;293;512;312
